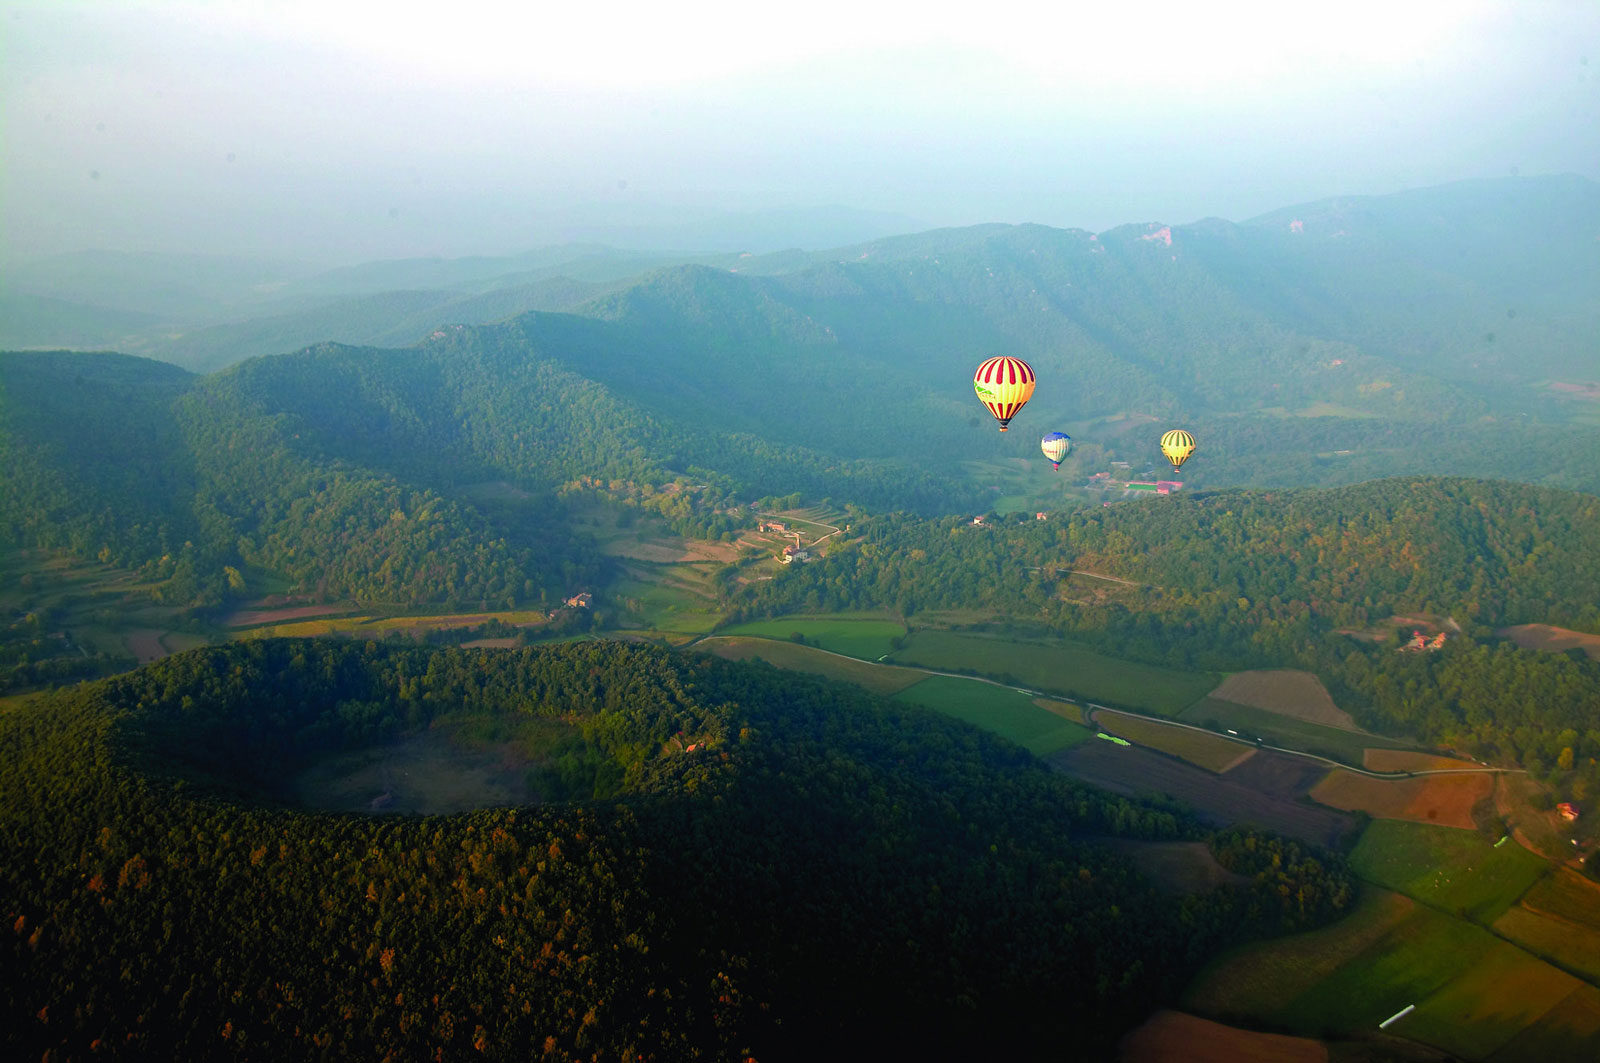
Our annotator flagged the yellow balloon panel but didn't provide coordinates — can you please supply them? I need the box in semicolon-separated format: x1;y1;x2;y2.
1160;429;1195;470
973;357;1036;431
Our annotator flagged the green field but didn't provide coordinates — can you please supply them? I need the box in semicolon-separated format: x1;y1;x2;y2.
1351;820;1549;924
1275;906;1573;1054
610;577;722;634
1180;696;1410;766
1487;985;1600;1063
887;630;1216;716
1184;885;1598;1059
695;637;925;696
717;615;906;659
892;675;1094;756
1493;906;1600;984
1184;887;1418;1019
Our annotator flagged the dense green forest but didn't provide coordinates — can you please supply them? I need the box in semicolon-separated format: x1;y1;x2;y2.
0;345;964;610
0;640;1350;1060
730;477;1600;793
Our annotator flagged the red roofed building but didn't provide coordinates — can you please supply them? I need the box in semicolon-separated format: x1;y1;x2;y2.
1558;802;1580;821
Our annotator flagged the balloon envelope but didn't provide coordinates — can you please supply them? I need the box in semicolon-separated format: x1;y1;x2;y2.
973;357;1036;431
1041;431;1071;469
1160;429;1196;471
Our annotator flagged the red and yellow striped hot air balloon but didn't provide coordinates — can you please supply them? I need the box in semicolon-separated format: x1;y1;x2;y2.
973;356;1036;431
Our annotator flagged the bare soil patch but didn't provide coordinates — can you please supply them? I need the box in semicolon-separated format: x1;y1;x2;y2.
1498;624;1600;661
1048;743;1353;846
124;629;169;664
1209;670;1355;729
291;729;536;815
1222;751;1332;798
223;603;357;627
1119;1010;1327;1063
1363;749;1476;772
1312;770;1492;830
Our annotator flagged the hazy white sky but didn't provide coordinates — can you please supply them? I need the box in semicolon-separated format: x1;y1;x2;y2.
3;0;1596;262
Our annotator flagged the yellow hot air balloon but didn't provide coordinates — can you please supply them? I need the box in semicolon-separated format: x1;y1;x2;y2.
1160;429;1196;473
973;356;1036;431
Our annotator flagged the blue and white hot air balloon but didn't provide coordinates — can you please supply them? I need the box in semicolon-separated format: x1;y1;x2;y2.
1040;432;1071;471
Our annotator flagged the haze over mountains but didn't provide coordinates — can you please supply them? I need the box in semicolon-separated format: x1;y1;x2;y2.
5;176;1598;500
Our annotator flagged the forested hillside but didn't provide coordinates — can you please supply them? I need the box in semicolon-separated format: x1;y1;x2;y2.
0;640;1350;1061
0;342;969;609
732;477;1600;786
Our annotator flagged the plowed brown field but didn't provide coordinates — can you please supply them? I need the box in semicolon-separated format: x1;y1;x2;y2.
1311;769;1491;829
1364;749;1478;772
1048;743;1352;846
1209;670;1355;729
1498;623;1600;660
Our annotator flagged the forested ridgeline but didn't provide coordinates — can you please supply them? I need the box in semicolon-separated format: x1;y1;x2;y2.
0;342;965;610
0;640;1351;1061
731;478;1600;778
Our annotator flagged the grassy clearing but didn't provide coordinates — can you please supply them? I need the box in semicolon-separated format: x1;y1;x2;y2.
1351;820;1548;924
1183;887;1418;1020
1094;710;1255;773
717;615;905;659
694;637;924;696
1497;624;1600;661
610;577;721;634
893;675;1094;756
1180;697;1410;766
889;629;1216;716
1312;770;1493;831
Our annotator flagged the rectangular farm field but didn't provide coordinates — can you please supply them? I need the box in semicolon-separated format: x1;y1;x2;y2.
1181;697;1408;766
697;637;924;696
718;615;906;659
889;630;1215;715
1351;819;1548;924
893;676;1093;756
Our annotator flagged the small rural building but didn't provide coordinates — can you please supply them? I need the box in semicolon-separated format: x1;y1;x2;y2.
565;592;593;608
1035;512;1048;520
1559;802;1581;821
